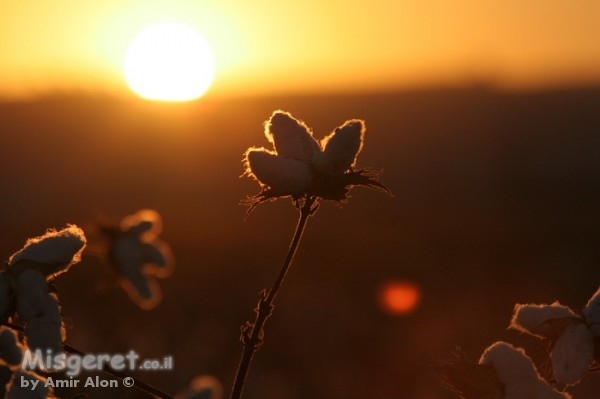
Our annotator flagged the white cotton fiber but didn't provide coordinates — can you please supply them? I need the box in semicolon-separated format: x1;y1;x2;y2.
8;225;86;279
319;119;365;174
582;286;600;336
245;149;314;195
23;293;65;355
479;341;569;399
265;111;321;164
510;302;579;339
551;323;595;385
15;270;50;321
16;270;64;354
112;212;173;310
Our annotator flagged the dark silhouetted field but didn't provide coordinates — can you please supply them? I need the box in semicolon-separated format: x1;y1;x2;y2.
1;87;599;398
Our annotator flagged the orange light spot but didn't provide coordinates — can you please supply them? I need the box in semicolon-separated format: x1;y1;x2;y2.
379;280;421;315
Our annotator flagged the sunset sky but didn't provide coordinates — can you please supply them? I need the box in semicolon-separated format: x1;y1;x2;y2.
1;0;599;99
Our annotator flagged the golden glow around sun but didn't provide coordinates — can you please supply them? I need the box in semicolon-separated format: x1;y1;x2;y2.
124;22;215;102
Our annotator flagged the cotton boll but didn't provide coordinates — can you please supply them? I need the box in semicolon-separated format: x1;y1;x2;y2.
319;119;365;174
23;294;65;355
176;375;223;399
479;342;568;399
113;235;160;307
8;225;86;279
15;270;50;321
110;211;174;310
6;370;53;399
265;111;321;164
551;323;595;385
510;302;579;339
582;286;600;336
245;149;314;196
0;328;24;368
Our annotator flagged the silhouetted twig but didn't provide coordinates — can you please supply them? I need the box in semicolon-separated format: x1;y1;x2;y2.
230;195;319;399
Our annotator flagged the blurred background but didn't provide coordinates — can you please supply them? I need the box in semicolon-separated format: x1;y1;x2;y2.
1;1;599;398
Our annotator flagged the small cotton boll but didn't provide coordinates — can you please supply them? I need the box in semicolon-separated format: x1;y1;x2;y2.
551;322;595;385
319;119;365;174
0;327;24;368
23;293;65;355
480;342;568;399
246;149;314;196
582;286;600;336
111;219;174;310
6;370;53;399
265;111;321;164
176;375;223;399
510;302;579;339
8;225;86;279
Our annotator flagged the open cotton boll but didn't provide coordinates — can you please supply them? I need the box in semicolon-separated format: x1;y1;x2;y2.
16;270;65;354
6;370;53;399
8;225;86;279
112;231;171;310
23;294;65;355
319;119;365;174
15;270;50;321
245;149;314;196
265;111;321;164
510;302;579;339
479;342;569;399
582;287;600;335
0;328;24;368
551;323;595;385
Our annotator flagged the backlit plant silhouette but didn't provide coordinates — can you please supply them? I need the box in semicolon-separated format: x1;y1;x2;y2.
0;225;86;398
436;287;600;399
100;209;174;310
232;110;391;399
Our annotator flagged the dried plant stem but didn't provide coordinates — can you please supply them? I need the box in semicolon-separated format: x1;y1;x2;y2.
1;321;174;399
230;195;319;399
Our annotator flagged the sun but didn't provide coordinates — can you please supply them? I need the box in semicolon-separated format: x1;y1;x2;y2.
124;22;215;102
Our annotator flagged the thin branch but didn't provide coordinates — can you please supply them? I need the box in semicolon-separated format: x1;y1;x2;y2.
230;195;319;399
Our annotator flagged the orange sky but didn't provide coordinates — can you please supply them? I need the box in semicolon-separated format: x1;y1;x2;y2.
0;0;599;99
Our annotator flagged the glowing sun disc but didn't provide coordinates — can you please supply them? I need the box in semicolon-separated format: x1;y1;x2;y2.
124;22;215;101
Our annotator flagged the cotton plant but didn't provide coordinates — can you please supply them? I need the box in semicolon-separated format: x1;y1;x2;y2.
509;287;600;385
231;110;390;399
100;209;174;310
243;110;390;212
0;225;86;354
0;327;55;399
436;342;570;399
